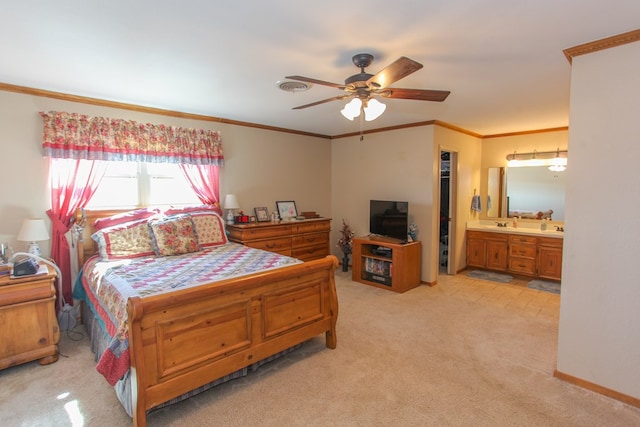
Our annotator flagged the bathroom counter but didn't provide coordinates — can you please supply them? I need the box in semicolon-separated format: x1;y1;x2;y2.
466;221;564;238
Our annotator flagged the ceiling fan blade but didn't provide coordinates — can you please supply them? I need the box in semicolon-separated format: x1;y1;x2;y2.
379;88;450;102
285;75;345;89
366;57;423;89
292;94;352;110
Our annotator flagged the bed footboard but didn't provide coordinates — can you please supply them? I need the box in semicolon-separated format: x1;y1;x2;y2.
126;255;338;427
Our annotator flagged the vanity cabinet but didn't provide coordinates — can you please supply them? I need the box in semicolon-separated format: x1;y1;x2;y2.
537;237;563;281
466;231;508;271
466;230;563;280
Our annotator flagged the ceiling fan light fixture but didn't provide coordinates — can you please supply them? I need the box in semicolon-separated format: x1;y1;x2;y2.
340;98;362;121
364;98;386;121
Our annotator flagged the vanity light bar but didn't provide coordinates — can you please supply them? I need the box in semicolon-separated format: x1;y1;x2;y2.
506;149;567;168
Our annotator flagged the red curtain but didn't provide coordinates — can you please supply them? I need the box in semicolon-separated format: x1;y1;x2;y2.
47;158;107;309
179;164;222;214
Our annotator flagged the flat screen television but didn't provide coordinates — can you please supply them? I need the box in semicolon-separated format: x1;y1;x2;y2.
369;200;409;242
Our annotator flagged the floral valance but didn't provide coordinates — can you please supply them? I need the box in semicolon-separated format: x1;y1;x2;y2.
40;111;224;166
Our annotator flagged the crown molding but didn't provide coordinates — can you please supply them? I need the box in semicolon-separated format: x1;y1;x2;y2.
563;28;640;64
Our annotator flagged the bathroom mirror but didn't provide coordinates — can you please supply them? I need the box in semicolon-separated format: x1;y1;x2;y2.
486;166;566;221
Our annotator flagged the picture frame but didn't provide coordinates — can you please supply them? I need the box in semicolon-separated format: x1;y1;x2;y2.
254;207;270;222
276;201;298;220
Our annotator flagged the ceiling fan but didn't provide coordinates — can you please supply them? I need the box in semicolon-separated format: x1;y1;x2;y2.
286;53;450;121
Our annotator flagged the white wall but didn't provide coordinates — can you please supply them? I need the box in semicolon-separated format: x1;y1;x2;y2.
0;90;332;257
557;41;640;399
331;125;481;283
331;127;436;280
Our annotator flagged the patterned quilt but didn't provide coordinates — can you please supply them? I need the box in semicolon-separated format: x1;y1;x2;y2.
75;242;302;385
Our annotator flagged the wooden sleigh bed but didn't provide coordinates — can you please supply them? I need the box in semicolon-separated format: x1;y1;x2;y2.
73;207;339;427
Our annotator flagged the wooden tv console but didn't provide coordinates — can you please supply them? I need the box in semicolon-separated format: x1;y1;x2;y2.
351;236;422;293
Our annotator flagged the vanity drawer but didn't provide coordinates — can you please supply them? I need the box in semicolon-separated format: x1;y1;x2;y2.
508;235;537;245
509;244;536;259
508;257;536;275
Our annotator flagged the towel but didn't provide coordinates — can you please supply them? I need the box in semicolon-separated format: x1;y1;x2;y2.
471;195;482;212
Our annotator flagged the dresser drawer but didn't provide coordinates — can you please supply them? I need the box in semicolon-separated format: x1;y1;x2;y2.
292;232;329;249
292;221;330;234
292;244;328;261
508;257;536;275
245;237;292;253
228;225;292;241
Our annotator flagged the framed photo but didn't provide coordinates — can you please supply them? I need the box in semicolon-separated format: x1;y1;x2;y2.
276;201;298;220
254;207;270;222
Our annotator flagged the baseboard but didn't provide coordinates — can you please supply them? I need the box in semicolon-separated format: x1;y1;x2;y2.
554;369;640;408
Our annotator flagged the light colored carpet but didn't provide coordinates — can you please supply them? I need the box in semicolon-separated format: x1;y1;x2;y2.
2;270;640;426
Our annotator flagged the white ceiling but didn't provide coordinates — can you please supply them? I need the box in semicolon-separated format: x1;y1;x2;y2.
2;1;639;137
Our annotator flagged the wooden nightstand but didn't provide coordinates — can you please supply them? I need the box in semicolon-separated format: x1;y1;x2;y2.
0;265;60;369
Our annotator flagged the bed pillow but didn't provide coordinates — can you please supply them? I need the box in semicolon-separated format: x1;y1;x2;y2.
147;215;201;256
188;211;228;247
93;207;162;231
163;204;221;216
91;218;156;260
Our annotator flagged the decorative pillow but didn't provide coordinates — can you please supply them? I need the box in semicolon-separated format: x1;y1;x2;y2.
188;211;228;247
91;218;156;260
163;204;221;216
93;207;162;231
148;215;201;256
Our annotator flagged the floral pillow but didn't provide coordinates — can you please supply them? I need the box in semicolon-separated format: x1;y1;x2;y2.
188;211;228;247
91;218;156;260
147;215;201;256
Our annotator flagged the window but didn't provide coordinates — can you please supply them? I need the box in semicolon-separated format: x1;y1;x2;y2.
87;162;201;209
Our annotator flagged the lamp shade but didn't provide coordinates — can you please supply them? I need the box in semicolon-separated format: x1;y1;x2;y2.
364;98;386;121
340;98;362;121
17;218;49;242
223;194;240;210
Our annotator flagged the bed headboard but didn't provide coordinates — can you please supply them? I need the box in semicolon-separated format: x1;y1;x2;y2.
74;208;132;265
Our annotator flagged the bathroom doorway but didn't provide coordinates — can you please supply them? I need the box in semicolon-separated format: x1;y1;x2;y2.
439;150;457;274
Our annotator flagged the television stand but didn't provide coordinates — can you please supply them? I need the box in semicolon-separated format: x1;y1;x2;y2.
367;234;406;244
352;236;421;293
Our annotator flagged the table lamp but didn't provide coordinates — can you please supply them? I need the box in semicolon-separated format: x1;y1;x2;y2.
17;218;50;256
223;194;240;225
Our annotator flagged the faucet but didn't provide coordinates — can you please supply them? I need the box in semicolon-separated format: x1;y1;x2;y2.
555;226;564;232
495;222;508;228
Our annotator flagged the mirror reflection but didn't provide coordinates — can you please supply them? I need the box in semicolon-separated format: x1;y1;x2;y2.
487;166;566;221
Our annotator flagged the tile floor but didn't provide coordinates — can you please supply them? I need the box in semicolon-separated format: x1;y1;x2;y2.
437;271;561;322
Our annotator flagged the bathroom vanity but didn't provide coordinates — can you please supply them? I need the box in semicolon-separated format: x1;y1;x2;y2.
466;222;563;281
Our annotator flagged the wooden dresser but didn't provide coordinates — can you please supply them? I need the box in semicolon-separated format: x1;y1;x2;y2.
226;218;331;261
0;265;60;370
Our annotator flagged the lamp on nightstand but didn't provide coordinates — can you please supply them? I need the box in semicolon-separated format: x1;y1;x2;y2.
223;194;240;225
17;218;50;256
